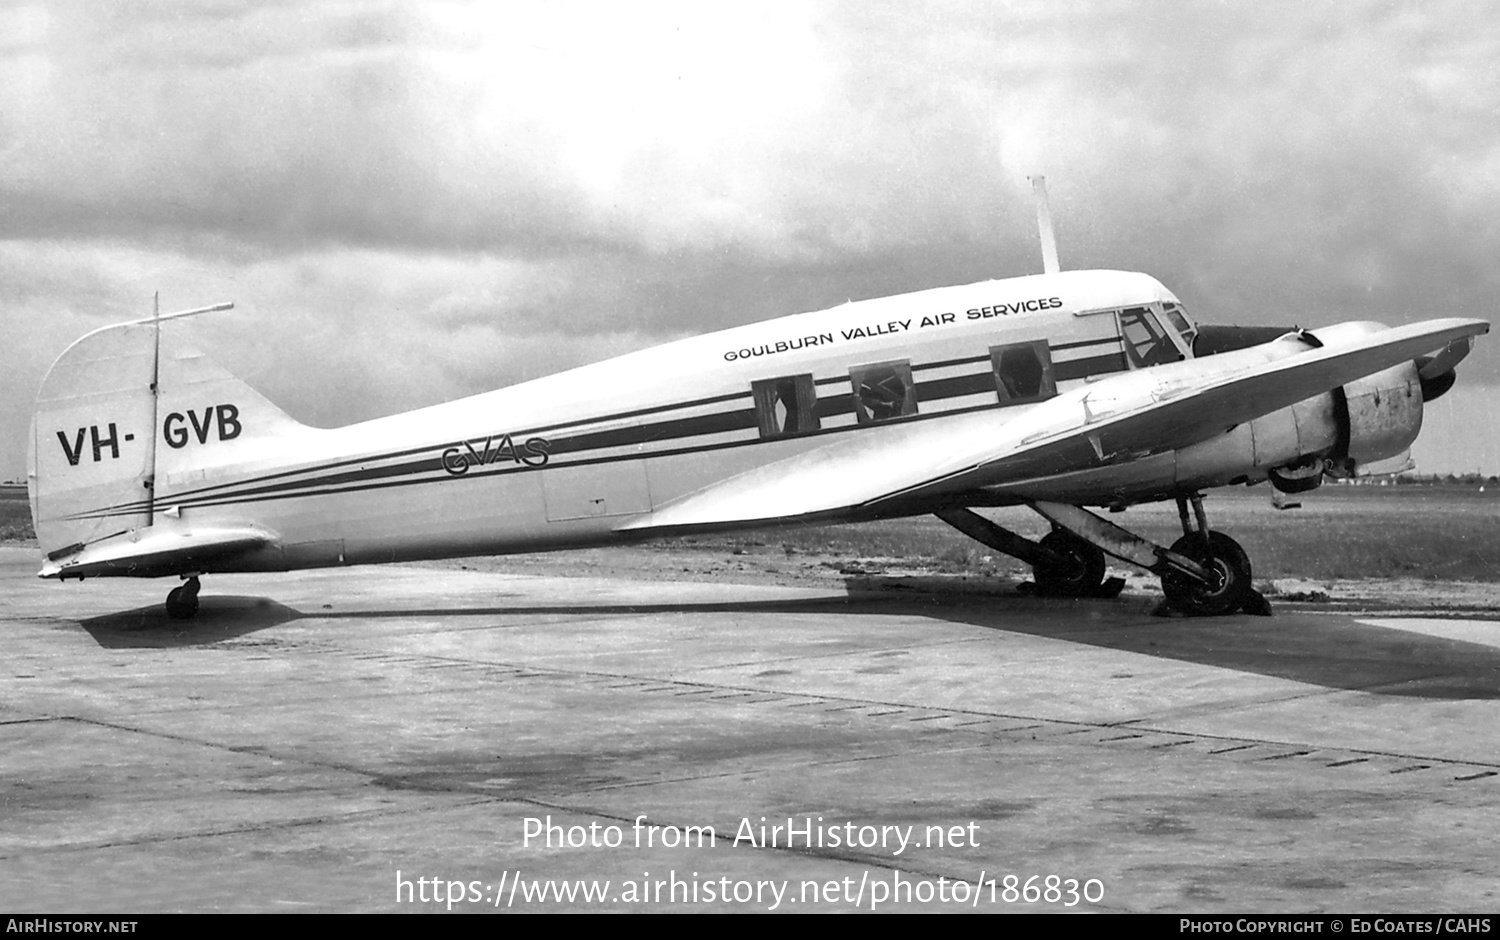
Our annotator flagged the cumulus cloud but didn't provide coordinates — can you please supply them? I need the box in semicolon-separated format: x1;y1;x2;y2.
2;0;1499;479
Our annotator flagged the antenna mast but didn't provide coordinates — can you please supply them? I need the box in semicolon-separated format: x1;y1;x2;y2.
1028;175;1060;275
143;296;233;526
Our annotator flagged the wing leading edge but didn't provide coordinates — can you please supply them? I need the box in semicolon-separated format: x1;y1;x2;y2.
618;318;1489;533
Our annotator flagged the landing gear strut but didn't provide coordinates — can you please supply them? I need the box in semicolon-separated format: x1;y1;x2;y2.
933;508;1120;599
935;499;1264;615
165;576;201;620
1029;497;1264;616
1158;496;1254;616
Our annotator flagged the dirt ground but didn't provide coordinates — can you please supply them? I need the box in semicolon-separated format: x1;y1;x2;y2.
411;536;1500;617
10;484;1500;616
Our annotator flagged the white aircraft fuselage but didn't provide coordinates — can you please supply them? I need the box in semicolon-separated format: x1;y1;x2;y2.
29;265;1484;617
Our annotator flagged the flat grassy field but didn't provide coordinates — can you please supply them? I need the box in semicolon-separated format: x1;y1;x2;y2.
0;485;29;541
6;482;1499;582
637;484;1500;583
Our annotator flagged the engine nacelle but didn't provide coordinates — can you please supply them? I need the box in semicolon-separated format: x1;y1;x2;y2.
1176;321;1424;494
1298;321;1424;474
1001;320;1435;506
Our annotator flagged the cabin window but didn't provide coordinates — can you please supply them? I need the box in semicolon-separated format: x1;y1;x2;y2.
751;375;820;438
990;341;1056;404
1118;307;1184;368
849;360;918;424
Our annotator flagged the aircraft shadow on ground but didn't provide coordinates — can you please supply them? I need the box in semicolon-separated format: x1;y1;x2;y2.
76;585;1500;700
909;593;1500;701
75;593;865;648
79;596;302;648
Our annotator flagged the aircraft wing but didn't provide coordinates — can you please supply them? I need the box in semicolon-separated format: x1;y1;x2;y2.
38;525;275;580
619;318;1488;532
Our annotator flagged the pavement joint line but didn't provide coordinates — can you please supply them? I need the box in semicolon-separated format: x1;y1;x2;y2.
565;736;1002;797
1107;721;1500;772
1101;676;1411;729
51;684;1500;782
1455;771;1498;781
0;797;500;858
47;715;410;788
53;633;1500;781
693;635;991;671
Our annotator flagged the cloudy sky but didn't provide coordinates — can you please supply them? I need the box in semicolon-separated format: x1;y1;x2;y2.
3;0;1498;481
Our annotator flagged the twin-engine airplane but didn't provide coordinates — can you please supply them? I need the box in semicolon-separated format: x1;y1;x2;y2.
27;188;1489;619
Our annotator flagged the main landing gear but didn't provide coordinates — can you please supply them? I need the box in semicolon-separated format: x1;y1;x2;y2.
165;576;201;620
934;509;1121;599
936;495;1263;616
1156;498;1256;616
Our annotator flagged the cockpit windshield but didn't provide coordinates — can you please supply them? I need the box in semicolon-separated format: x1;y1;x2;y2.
1161;302;1197;350
1118;307;1184;368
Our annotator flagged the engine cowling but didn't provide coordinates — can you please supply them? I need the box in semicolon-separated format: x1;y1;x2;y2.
1266;322;1423;489
1173;321;1425;495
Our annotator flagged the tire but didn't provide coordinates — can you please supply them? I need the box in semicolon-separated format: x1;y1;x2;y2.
1160;531;1252;616
1033;530;1107;597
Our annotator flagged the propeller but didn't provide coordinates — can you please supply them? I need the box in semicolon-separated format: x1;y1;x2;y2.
1415;336;1474;401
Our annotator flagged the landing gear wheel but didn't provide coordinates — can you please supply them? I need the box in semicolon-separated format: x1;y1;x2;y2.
1160;532;1252;616
1033;530;1107;597
164;577;201;620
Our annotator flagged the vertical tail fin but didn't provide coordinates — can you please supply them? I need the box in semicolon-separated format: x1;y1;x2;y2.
29;317;308;561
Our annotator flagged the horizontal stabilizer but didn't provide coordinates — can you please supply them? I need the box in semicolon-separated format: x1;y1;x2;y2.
39;525;274;580
620;317;1488;532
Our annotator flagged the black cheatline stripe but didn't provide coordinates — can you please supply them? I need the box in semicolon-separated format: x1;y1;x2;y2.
111;399;1020;514
77;349;1137;519
811;353;991;386
547;408;757;455
1055;353;1127;382
89;388;762;516
124;369;932;513
142;409;761;515
916;353;992;372
915;372;996;401
815;393;854;419
1052;336;1123;352
71;453;447;520
80;408;765;520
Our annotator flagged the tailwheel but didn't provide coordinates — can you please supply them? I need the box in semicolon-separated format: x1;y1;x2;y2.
1032;530;1107;597
165;576;201;620
1160;532;1251;616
